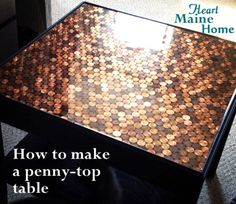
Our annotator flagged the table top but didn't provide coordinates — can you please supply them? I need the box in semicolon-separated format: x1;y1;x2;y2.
0;3;236;171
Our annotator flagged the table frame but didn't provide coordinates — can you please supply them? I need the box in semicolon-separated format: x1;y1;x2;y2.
0;2;236;203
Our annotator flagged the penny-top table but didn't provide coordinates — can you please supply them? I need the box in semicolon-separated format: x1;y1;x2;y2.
0;3;236;173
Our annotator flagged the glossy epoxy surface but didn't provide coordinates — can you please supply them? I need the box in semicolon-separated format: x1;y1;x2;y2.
1;3;236;171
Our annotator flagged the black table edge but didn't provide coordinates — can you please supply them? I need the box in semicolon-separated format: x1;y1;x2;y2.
2;1;236;203
203;89;236;177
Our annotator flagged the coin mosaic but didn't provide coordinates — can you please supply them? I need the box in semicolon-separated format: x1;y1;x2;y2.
1;3;236;171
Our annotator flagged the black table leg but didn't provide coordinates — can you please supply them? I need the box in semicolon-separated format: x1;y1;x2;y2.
204;92;236;178
0;123;8;204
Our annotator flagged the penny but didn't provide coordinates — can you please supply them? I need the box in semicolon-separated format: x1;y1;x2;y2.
180;156;189;163
167;134;175;140
112;131;122;137
129;137;138;144
169;140;177;146
184;120;192;126
194;150;203;156
159;107;166;112
137;140;146;147
118;112;126;117
145;137;153;143
150;128;158;134
163;150;172;156
146;143;154;149
199;140;208;147
183;115;191;120
141;121;149;126
166;110;174;115
161;143;170;150
186;147;194;153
